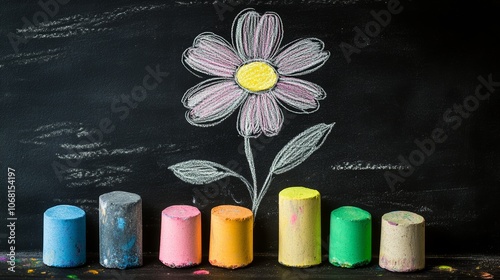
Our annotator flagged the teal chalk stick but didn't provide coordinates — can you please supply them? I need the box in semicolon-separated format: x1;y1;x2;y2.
329;206;371;268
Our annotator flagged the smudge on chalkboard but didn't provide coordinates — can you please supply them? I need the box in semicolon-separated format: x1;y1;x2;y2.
61;142;108;150
56;147;149;160
35;122;83;132
19;122;85;146
418;206;433;213
177;0;371;6
56;149;110;160
15;5;168;40
53;198;99;213
62;166;132;178
53;198;97;204
66;175;127;188
331;161;408;171
23;120;195;189
52;198;99;213
0;48;66;68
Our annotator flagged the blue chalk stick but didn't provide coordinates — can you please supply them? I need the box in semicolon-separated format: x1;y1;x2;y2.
43;205;86;267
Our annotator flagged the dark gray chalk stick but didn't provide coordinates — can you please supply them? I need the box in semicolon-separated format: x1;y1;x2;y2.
99;191;143;269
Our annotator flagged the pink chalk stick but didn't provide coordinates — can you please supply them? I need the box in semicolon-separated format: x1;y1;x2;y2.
159;205;202;268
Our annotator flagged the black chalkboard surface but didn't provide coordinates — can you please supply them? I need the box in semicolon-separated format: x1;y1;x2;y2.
1;0;500;259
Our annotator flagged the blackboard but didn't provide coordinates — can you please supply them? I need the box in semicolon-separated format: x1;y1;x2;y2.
1;0;499;256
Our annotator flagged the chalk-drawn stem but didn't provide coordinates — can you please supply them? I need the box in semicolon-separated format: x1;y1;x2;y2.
244;137;258;211
234;173;254;202
253;171;274;216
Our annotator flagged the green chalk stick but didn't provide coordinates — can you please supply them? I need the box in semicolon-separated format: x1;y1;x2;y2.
329;206;371;268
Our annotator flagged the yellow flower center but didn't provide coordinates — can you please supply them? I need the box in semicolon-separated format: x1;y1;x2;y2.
235;61;278;92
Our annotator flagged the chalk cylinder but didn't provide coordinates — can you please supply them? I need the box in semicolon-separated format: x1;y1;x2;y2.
209;205;253;269
43;205;86;267
279;186;321;267
379;211;425;272
99;191;143;269
159;205;202;268
329;206;371;268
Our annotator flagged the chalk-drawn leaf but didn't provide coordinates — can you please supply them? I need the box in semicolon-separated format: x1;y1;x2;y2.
271;123;334;175
168;160;239;185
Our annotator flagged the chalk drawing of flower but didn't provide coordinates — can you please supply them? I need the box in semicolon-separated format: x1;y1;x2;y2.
170;8;334;217
181;8;330;138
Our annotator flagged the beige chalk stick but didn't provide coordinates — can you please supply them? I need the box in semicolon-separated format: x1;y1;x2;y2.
379;211;425;272
279;186;321;267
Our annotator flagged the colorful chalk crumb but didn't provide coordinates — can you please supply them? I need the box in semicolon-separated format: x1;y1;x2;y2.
85;269;99;275
436;265;456;272
193;269;210;275
480;272;494;279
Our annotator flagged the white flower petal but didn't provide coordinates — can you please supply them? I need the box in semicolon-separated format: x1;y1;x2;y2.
182;78;247;126
272;77;326;114
238;94;261;137
183;32;243;77
232;9;284;61
232;9;260;60
237;94;283;137
257;93;284;137
273;38;330;76
254;12;283;60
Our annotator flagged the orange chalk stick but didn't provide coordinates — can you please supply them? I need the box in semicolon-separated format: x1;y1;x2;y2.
209;205;253;269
